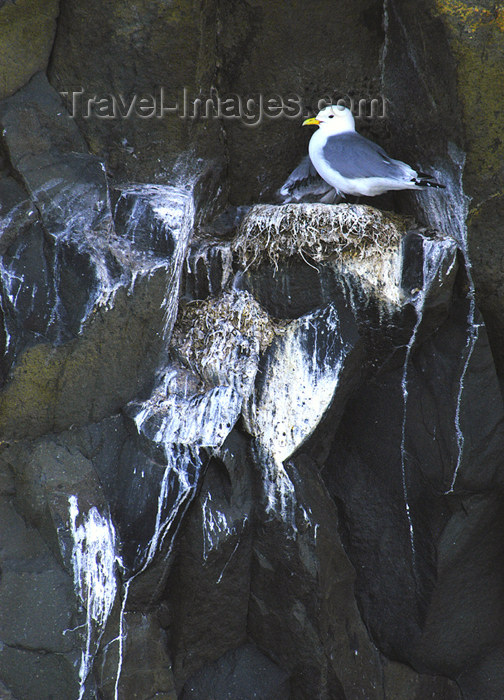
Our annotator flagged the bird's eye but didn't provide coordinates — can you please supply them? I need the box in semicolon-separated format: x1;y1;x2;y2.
328;115;334;119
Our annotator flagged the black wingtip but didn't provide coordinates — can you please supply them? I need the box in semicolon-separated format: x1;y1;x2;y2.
414;178;446;189
414;171;445;189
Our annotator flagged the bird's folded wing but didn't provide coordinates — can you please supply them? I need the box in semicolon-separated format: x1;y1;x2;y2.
278;155;339;202
322;132;412;181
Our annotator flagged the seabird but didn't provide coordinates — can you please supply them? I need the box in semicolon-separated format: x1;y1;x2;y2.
302;105;444;197
277;155;338;203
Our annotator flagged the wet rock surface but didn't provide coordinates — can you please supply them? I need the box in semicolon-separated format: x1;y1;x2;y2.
1;2;504;699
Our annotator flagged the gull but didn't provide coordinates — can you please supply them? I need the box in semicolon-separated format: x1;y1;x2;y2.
277;155;339;203
302;105;444;197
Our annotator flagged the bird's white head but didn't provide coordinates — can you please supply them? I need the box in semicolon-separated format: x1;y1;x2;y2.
302;104;355;134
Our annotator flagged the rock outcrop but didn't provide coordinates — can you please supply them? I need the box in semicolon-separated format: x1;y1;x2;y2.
0;0;59;99
1;2;504;699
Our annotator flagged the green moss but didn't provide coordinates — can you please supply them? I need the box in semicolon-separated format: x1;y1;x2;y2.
432;0;504;190
0;267;169;441
0;0;59;99
0;344;63;437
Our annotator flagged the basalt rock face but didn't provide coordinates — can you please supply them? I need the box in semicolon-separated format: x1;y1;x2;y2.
47;0;384;203
0;73;195;440
0;139;483;698
421;0;504;376
1;2;504;700
0;0;59;100
48;0;225;188
361;0;504;381
47;0;504;378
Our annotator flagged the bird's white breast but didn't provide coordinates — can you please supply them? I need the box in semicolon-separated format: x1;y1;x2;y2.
308;129;357;194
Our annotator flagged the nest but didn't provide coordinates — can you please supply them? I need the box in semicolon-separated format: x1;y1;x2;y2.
233;202;409;270
171;290;280;394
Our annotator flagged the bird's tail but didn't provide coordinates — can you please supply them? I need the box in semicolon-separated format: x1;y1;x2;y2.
413;172;445;189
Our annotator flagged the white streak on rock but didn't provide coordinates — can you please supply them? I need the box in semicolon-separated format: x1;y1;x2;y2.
245;304;350;527
202;492;232;561
413;144;478;494
133;386;242;448
114;444;202;699
400;234;458;571
68;495;119;700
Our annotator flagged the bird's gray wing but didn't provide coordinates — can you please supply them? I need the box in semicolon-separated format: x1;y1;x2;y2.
322;132;411;180
278;155;339;202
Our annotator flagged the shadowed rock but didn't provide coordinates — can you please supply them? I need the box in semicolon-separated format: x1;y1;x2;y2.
181;644;290;700
0;74;195;439
1;1;504;697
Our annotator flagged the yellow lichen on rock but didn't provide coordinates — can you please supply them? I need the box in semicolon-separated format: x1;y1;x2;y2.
433;0;503;32
432;1;504;190
0;344;62;438
496;6;504;31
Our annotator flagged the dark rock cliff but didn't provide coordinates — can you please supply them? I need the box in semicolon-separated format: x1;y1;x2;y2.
0;2;504;699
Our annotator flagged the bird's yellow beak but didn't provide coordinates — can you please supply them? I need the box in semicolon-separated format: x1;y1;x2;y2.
302;117;320;126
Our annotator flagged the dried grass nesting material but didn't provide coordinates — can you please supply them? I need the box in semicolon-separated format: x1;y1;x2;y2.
171;289;280;378
233;202;409;270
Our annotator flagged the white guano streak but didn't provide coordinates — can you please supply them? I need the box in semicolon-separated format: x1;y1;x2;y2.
252;306;347;527
400;236;457;572
68;495;119;700
114;445;202;700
